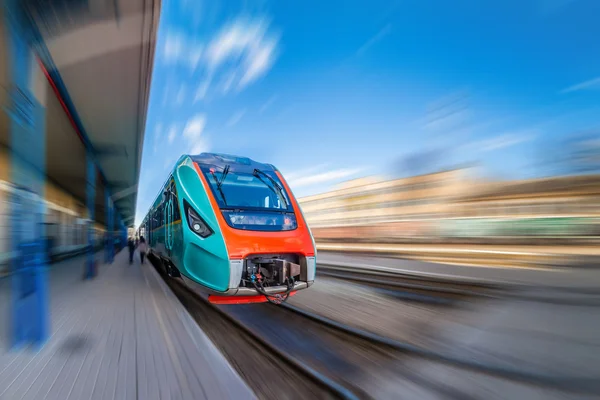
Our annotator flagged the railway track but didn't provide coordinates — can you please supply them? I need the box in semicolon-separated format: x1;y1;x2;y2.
316;244;600;269
151;255;600;398
276;303;600;393
149;254;357;400
317;263;600;306
224;294;600;398
316;264;505;303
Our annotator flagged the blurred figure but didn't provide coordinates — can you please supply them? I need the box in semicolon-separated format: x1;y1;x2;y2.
138;236;147;265
128;237;135;264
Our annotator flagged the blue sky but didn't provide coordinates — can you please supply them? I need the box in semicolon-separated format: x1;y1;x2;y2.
135;0;600;226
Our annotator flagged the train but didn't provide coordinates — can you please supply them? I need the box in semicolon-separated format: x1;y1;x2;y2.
139;153;316;304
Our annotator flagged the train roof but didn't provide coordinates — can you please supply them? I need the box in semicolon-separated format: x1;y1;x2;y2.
189;152;277;173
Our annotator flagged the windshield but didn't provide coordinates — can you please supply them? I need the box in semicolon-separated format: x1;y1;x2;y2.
201;167;292;211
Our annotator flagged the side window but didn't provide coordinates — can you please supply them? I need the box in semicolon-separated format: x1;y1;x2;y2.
171;182;182;222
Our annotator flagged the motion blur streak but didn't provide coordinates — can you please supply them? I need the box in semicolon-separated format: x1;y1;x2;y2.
2;1;600;399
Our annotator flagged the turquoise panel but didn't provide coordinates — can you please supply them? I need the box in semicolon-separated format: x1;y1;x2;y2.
183;243;230;291
174;158;231;292
169;222;184;271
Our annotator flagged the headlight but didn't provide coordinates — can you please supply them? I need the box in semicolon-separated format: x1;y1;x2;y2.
184;200;213;238
229;259;243;289
305;256;316;281
221;210;297;231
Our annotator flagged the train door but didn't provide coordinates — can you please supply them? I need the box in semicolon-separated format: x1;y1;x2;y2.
148;217;151;246
164;181;175;255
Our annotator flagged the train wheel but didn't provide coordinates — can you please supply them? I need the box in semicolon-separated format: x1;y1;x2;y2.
169;263;181;278
165;261;180;278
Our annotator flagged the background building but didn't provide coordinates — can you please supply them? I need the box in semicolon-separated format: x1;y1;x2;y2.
298;169;600;243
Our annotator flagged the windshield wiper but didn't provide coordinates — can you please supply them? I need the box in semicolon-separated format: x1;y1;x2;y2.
218;164;230;188
210;164;229;205
253;168;289;208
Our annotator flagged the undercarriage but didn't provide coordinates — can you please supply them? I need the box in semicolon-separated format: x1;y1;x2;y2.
239;254;305;303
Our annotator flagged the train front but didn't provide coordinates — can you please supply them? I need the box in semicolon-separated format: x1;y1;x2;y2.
185;154;316;304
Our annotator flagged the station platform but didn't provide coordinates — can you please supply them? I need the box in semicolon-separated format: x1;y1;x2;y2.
0;250;255;400
318;251;600;289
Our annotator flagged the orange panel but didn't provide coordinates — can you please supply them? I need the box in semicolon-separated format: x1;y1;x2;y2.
193;162;315;259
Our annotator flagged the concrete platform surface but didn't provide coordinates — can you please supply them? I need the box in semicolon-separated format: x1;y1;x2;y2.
0;250;255;400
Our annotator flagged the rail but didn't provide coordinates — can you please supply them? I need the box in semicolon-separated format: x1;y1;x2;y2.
148;254;360;400
151;252;600;397
317;266;501;300
317;262;600;305
278;303;600;395
316;243;600;269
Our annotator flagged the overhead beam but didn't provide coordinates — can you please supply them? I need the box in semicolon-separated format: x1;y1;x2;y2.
94;144;128;159
21;6;124;221
111;184;138;202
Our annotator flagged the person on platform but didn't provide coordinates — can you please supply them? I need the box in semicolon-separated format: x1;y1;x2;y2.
127;237;135;264
138;236;147;265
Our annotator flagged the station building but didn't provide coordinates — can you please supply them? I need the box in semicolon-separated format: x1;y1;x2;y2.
298;169;600;241
0;146;107;271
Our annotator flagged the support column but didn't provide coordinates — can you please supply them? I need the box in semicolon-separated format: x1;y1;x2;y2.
86;154;96;278
4;0;49;348
105;191;114;263
121;219;127;245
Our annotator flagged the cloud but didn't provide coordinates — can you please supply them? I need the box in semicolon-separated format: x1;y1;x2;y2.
163;33;184;60
194;80;210;103
189;137;210;155
357;24;392;56
226;109;246;128
153;125;161;153
470;131;537;152
164;18;279;102
259;95;277;113
424;109;470;131
220;71;236;94
287;168;365;188
167;125;177;144
154;123;163;136
183;114;207;141
283;164;329;182
239;38;277;88
188;46;204;70
176;86;186;105
560;77;600;94
162;32;204;69
206;17;280;90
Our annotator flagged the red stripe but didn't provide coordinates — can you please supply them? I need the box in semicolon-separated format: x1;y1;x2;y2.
208;291;297;305
37;58;88;150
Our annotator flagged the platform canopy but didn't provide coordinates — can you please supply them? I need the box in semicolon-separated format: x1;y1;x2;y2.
4;0;160;227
